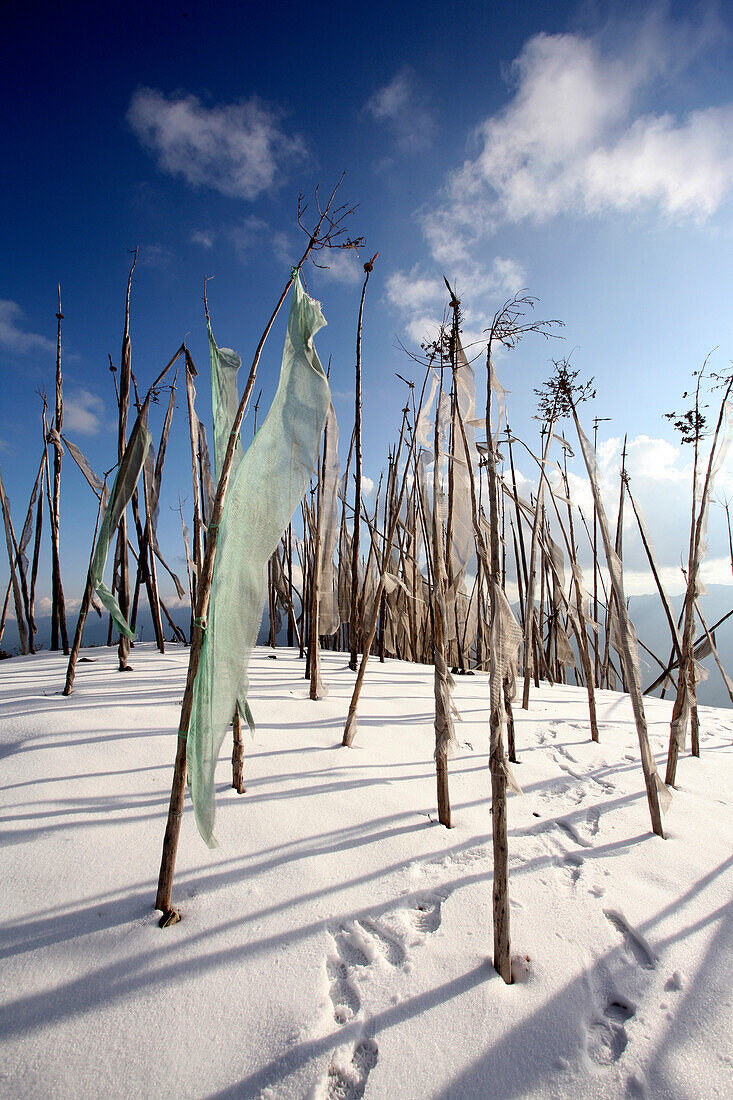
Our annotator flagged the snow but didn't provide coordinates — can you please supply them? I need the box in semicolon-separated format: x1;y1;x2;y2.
1;643;732;1099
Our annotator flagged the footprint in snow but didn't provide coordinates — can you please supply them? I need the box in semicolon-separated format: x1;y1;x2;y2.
603;909;657;971
558;852;585;890
556;818;593;849
664;970;684;992
554;758;584;782
322;883;450;1096
326;957;361;1024
326;1037;378;1100
586;999;635;1067
333;927;371;968
409;892;445;934
357;918;408;968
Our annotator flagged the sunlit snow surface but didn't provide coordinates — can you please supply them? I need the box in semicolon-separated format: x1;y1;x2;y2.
1;644;731;1099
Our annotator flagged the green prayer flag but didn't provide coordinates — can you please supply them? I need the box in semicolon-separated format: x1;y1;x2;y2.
208;321;243;482
187;274;331;846
91;409;152;639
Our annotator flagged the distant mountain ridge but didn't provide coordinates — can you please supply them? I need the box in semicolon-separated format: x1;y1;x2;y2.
3;583;731;708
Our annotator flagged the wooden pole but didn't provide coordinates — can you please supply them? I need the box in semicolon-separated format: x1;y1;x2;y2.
64;486;107;695
571;406;664;837
309;420;327;699
231;709;245;794
156;178;356;918
433;339;452;828
115;253;137;671
521;417;555;709
486;346;511;985
350;257;376;669
0;467;28;654
49;286;69;653
342;404;414;746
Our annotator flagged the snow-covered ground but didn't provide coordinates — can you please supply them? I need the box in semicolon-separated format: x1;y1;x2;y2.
1;644;731;1099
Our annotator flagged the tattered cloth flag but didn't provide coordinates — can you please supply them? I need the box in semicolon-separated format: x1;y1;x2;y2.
187;274;331;847
90;408;152;638
208;321;243;481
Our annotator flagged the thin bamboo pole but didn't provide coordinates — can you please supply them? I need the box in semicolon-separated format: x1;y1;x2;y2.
114;253;136;671
156;179;356;917
350;256;376;670
521;416;555;708
64;486;107;695
571;405;664;837
486;344;511;985
0;468;28;654
667;373;733;782
342;403;416;747
50;285;69;653
231;709;245;793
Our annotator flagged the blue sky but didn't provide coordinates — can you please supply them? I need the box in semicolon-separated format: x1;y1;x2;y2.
2;0;733;614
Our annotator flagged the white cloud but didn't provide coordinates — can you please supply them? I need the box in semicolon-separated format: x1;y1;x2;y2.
0;300;54;355
138;243;172;268
386;268;445;313
230;215;269;258
128;89;307;200
191;229;215;248
365;69;434;154
405;314;443;348
510;427;733;599
64;389;106;435
311;248;363;286
271;230;294;267
425;23;733;260
622;555;732;598
386;256;526;347
489;257;526;298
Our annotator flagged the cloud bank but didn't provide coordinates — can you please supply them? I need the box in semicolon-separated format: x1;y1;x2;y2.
424;23;733;265
0;300;54;355
64;389;106;435
366;69;435;154
128;89;307;200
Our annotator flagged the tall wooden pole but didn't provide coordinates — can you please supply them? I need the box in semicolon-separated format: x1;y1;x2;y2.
485;344;511;984
433;332;452;827
50;286;69;653
342;406;414;746
115;254;136;671
156;179;356;919
572;405;664;837
350;256;377;670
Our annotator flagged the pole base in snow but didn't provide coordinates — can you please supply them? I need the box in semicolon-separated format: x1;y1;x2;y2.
342;711;357;747
158;909;181;928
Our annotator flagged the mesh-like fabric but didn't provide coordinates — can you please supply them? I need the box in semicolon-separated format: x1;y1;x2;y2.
90;410;152;638
15;457;44;582
575;418;670;814
693;399;733;593
60;434;105;495
490;580;523;793
208;322;243;482
198;423;216;526
187;275;330;847
0;466;27;651
695;599;733;702
150;380;178;560
415;370;439;448
338;526;353;623
446;339;479;639
317;403;341;636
